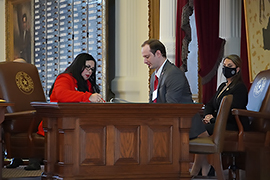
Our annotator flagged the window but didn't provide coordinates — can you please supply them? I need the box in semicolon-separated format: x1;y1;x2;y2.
34;0;106;100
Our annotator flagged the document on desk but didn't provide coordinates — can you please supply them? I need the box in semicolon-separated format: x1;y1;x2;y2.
109;98;132;103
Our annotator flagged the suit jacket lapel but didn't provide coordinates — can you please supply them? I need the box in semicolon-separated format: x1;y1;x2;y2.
158;61;169;89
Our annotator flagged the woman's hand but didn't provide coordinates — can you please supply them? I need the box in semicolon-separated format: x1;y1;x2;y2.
89;93;105;103
202;114;214;124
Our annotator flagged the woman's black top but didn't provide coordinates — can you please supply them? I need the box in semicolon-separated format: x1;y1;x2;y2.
204;82;249;135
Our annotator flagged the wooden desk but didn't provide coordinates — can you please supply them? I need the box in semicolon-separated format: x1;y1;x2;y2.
31;103;202;180
0;102;13;173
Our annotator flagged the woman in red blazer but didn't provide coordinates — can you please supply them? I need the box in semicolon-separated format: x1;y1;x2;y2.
49;53;104;103
37;53;104;136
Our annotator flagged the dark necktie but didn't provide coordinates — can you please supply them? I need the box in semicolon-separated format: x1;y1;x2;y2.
153;75;158;103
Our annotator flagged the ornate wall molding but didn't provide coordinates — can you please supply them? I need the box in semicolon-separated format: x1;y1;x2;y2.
148;0;160;88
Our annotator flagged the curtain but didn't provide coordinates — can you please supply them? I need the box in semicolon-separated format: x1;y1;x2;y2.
194;0;226;104
240;0;251;90
175;0;193;72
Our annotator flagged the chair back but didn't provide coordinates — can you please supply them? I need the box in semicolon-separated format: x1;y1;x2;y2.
247;69;270;112
0;62;46;112
246;69;270;132
212;95;233;152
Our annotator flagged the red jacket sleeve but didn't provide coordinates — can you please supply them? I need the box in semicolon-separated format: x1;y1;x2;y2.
37;121;45;136
50;73;92;102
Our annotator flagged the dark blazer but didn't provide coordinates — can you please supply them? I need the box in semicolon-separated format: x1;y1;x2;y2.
19;30;31;63
204;81;249;133
149;60;193;103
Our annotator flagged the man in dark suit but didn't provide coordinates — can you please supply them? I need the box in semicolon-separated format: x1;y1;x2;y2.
141;39;193;103
19;13;31;63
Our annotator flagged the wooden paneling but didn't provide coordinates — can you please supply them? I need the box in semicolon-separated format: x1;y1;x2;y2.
32;103;202;180
79;125;106;165
148;125;172;164
114;125;140;165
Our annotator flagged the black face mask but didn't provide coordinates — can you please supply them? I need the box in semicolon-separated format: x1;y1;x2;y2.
222;66;237;78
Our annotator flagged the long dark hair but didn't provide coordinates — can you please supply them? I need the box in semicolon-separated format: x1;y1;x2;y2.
49;53;100;96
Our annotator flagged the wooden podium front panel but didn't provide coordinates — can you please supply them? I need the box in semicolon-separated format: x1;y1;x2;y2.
79;125;106;165
32;103;202;180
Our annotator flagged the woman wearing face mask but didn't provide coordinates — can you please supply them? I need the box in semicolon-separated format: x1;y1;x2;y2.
203;54;249;134
190;54;249;177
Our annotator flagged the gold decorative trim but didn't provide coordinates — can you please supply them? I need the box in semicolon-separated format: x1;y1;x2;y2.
148;0;160;90
243;0;270;82
5;0;14;62
5;0;32;62
148;0;160;40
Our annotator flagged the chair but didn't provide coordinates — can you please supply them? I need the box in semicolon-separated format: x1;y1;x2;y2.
189;95;233;180
0;61;46;160
223;69;270;180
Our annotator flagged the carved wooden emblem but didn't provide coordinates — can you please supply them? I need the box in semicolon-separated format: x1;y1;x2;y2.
15;71;34;94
